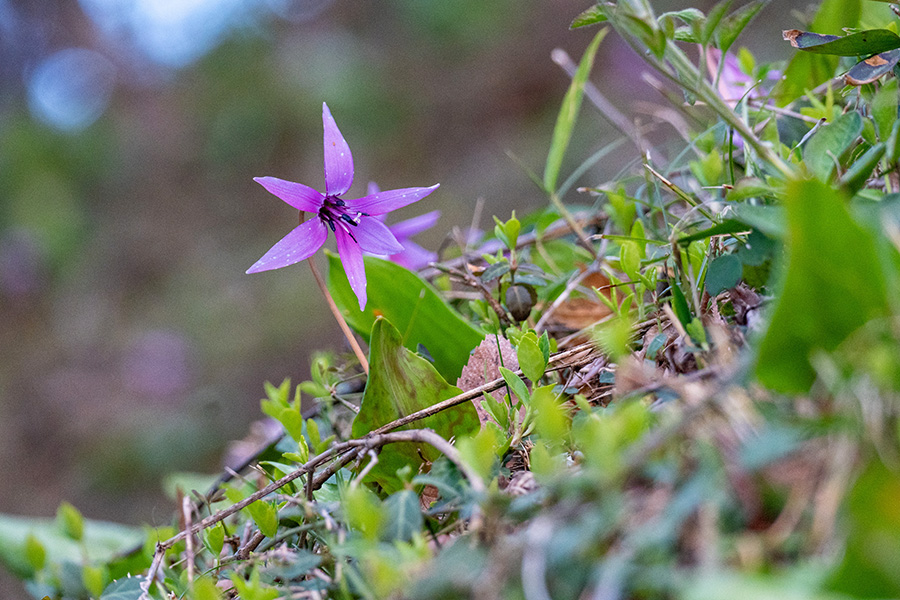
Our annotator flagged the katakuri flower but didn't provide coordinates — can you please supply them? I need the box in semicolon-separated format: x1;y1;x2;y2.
247;103;439;310
365;182;440;270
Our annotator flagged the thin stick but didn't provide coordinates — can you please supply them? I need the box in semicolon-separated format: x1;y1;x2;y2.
182;496;195;583
307;257;369;374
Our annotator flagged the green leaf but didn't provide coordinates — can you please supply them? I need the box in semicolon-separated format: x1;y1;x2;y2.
203;522;225;557
351;318;480;493
706;254;742;294
543;29;607;192
499;366;530;404
0;513;144;581
100;576;147;600
246;501;278;538
516;333;547;383
700;0;731;46
383;490;423;542
669;282;692;327
83;565;107;599
530;385;570;446
826;458;900;597
872;76;898;141
56;502;84;541
327;253;483;382
571;5;607;29
841;142;886;194
784;28;900;56
717;1;764;53
341;485;384;541
803;111;863;181
757;178;891;392
24;534;46;572
480;260;510;283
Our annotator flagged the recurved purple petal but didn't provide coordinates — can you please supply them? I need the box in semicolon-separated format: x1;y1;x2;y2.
322;103;354;197
349;184;439;215
335;227;367;310
254;177;324;213
387;210;440;240
391;240;437;270
246;218;327;274
352;217;404;254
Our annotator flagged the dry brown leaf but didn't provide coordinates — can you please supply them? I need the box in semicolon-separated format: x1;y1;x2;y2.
456;336;519;427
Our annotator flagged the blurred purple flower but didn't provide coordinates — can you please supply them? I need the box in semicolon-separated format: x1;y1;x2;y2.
247;102;439;309
365;182;440;270
707;48;780;108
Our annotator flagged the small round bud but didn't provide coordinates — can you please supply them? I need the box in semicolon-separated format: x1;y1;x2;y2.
505;284;537;322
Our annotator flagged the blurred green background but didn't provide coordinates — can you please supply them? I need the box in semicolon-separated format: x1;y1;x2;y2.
0;0;795;596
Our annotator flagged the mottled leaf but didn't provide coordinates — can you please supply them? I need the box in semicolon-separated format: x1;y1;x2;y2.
845;49;900;85
784;28;900;56
351;318;480;493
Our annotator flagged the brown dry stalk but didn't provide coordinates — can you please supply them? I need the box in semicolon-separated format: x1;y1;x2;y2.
148;428;486;584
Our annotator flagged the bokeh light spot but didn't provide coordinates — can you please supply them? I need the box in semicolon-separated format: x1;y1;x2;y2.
26;48;116;132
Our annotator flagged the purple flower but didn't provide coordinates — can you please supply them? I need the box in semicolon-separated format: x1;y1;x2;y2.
247;103;439;310
365;182;440;270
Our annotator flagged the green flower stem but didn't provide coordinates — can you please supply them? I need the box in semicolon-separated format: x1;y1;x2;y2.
663;43;795;179
603;7;795;180
307;257;369;374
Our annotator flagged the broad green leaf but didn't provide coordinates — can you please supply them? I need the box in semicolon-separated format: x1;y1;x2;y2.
230;569;279;600
840;142;885;194
784;28;900;56
516;332;546;383
383;490;423;542
872;77;898;140
530;385;570;446
0;513;144;580
203;522;225;556
190;577;225;600
756;178;890;392
341;484;384;541
56;502;84;541
826;458;900;597
731;204;785;238
803;111;863;181
543;29;607;193
100;576;147;600
246;501;278;538
24;534;45;572
457;423;506;482
351;318;480;493
327;252;483;382
83;565;107;599
705;254;742;294
499;366;530;404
